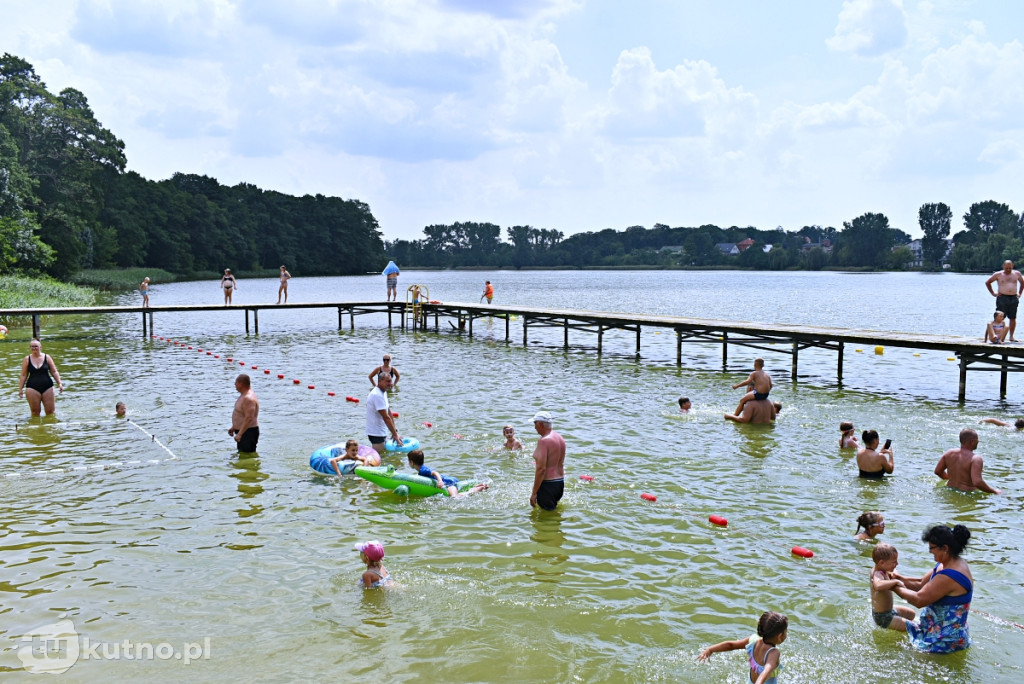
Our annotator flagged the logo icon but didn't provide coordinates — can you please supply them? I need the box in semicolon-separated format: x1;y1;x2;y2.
17;615;80;674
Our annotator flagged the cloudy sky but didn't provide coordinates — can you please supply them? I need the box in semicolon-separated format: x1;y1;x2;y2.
3;0;1023;241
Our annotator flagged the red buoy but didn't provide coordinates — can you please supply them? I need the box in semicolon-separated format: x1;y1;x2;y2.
423;422;432;428
346;396;357;402
641;493;657;502
453;434;463;439
307;384;315;389
709;515;728;527
239;361;245;366
197;348;202;352
206;352;212;356
263;369;270;374
277;374;284;379
293;379;300;384
227;357;233;362
251;365;257;369
327;392;335;397
792;546;814;558
579;474;594;482
214;355;220;359
391;411;399;418
187;346;192;350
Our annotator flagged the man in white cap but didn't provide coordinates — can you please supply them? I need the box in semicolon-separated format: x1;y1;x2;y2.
530;410;565;510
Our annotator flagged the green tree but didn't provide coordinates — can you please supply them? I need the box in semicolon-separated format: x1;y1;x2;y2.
963;200;1016;236
837;213;896;268
918;202;951;269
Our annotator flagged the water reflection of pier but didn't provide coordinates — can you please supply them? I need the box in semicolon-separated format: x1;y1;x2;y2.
4;300;1023;402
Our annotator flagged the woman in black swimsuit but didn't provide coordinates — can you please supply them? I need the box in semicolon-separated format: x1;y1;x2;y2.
368;355;400;387
18;339;63;416
856;429;894;478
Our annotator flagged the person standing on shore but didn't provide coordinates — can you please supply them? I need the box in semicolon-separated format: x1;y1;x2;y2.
529;411;565;511
985;260;1024;342
277;265;291;304
228;373;260;452
221;268;237;306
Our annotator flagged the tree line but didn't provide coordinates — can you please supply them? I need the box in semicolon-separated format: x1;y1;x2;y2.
386;201;1023;272
0;54;384;279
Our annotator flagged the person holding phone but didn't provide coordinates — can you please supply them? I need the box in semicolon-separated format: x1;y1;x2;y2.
857;430;894;478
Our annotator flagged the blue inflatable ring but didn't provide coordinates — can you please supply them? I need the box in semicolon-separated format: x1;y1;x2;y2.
385;437;420;453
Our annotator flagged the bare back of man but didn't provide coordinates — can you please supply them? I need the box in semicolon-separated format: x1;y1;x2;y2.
935;429;999;494
725;398;779;424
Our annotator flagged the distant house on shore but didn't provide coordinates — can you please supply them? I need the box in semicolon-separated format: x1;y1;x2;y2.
800;238;833;255
736;238;755;252
659;245;685;254
715;242;740;256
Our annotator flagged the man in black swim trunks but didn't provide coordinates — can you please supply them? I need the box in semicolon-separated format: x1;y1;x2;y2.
530;411;565;511
985;260;1024;342
229;373;260;452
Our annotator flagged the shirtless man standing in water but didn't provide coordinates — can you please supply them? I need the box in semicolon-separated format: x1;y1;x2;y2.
934;428;1000;494
530;411;565;510
229;373;260;452
985;260;1024;341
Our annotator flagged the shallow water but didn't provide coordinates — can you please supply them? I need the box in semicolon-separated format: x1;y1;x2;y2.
1;270;1022;682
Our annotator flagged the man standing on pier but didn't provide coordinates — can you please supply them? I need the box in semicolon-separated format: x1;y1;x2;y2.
985;260;1024;342
229;373;260;452
530;411;565;511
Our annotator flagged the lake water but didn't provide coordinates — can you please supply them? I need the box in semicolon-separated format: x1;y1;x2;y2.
1;270;1022;682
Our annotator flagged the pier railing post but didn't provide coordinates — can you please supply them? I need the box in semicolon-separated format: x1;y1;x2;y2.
837;341;844;384
958;355;967;402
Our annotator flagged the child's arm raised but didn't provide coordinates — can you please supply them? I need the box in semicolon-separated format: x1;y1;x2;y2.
696;636;750;661
732;372;755;390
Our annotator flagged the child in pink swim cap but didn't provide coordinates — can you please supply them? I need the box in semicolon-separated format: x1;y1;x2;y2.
354;541;391;588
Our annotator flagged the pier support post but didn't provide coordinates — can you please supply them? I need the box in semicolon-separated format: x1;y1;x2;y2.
469;314;473;338
958;356;967;402
245;310;250;335
598;326;604;355
635;326;641;356
254;309;259;335
837;342;844;384
388;308;392;328
523;317;528;347
33;314;40;339
435;310;439;331
676;329;682;366
350;308;355;330
142;311;147;338
722;331;728;368
338;306;343;330
791;341;798;380
564;318;569;349
1000;355;1008;397
505;315;510;342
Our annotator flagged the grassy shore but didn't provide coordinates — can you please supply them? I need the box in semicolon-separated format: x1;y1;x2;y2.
0;275;95;326
71;267;178;291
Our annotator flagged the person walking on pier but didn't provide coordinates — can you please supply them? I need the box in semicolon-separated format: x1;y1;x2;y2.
985;261;1024;342
277;265;291;304
221;268;238;306
383;261;400;301
229;373;260;452
530;411;565;511
934;428;1000;494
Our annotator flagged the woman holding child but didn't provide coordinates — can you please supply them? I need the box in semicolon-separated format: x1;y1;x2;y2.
892;524;974;653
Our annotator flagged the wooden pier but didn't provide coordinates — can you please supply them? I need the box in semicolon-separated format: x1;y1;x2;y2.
3;300;1022;402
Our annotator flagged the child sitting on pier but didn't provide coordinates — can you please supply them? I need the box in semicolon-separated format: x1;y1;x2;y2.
985;310;1009;344
869;543;915;631
732;358;772;416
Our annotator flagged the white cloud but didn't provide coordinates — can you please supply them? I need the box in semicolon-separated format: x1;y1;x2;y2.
827;0;908;57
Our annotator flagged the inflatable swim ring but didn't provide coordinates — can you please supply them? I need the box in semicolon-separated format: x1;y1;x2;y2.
0;324;7;339
385;437;420;453
354;464;478;497
310;443;380;475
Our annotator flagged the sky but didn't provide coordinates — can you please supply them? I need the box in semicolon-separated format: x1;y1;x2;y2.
2;0;1023;241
